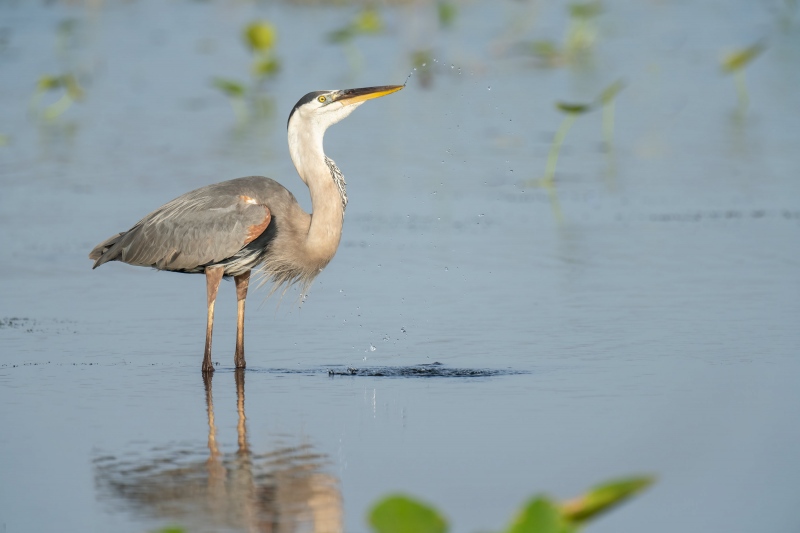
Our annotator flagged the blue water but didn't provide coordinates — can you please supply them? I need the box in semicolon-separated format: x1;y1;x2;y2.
1;1;799;532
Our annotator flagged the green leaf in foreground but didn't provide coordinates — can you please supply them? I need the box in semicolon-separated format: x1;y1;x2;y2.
506;497;576;533
369;494;447;533
722;42;766;73
560;475;655;523
154;527;185;533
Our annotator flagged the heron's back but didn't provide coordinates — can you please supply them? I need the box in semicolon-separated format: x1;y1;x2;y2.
89;176;309;277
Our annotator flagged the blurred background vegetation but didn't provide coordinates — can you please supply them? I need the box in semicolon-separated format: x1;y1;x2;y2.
1;1;797;529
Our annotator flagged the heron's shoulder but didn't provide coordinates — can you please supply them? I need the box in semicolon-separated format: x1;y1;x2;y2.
182;176;293;201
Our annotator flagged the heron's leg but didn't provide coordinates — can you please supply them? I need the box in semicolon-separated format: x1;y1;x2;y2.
203;267;224;373
233;270;251;369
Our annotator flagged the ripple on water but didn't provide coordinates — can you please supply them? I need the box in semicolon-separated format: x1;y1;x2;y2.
266;363;526;378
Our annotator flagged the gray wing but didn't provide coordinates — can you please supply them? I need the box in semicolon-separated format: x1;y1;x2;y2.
90;177;276;272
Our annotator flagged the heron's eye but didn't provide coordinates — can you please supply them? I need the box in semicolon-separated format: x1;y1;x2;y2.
318;96;326;103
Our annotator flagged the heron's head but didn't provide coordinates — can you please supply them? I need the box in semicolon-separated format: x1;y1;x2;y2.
287;85;403;133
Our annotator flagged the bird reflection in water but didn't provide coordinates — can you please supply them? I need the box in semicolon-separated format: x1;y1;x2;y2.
94;371;342;533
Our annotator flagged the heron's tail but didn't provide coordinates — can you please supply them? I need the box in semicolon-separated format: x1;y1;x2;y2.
89;233;124;268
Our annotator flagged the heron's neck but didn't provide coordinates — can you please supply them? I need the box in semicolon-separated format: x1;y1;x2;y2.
288;123;345;264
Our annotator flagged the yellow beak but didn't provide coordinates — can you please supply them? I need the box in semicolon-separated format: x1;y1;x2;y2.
335;85;404;106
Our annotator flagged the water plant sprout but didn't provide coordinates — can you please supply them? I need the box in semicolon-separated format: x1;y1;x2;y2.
213;21;280;123
599;80;624;151
537;80;624;187
328;8;384;72
30;74;84;120
525;80;623;221
529;1;603;67
721;41;765;111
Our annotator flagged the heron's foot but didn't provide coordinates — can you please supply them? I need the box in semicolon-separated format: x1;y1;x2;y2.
234;352;246;369
202;357;215;373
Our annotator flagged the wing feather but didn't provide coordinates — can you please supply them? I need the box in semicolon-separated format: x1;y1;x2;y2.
92;181;273;272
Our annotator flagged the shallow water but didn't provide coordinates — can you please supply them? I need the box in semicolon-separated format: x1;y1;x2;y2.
1;1;799;532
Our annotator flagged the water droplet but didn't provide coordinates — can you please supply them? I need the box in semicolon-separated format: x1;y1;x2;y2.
444;266;449;271
450;64;454;69
401;327;407;333
370;344;377;352
422;62;427;67
487;86;491;91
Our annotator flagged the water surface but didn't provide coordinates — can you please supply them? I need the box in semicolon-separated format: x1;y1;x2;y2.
1;1;799;532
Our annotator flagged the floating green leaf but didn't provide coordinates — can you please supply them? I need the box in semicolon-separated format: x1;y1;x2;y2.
36;74;83;99
506;497;576;533
411;49;433;68
37;75;64;92
328;27;355;44
560;475;654;523
329;8;384;43
211;77;245;98
722;42;766;73
437;1;458;29
531;40;560;57
354;9;383;34
568;1;603;19
556;101;592;114
244;21;277;52
252;57;280;78
64;75;83;100
369;495;447;533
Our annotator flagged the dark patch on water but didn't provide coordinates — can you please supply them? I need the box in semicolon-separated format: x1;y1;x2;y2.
268;362;525;378
645;209;800;222
0;317;37;331
0;316;77;334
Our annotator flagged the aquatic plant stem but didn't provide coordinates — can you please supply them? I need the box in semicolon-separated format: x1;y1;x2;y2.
545;181;564;224
230;97;247;124
734;70;749;110
602;98;616;150
543;113;578;186
43;94;74;120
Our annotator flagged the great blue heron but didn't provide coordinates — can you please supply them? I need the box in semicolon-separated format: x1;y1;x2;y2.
89;85;403;373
